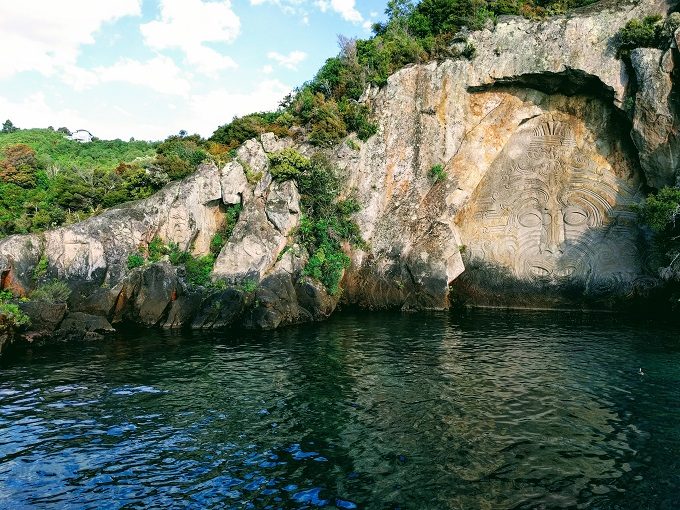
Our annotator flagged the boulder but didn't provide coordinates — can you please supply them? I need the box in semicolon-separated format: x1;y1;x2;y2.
19;301;68;340
55;312;115;342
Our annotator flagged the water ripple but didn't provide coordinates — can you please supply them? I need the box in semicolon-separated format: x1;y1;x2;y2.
0;310;679;508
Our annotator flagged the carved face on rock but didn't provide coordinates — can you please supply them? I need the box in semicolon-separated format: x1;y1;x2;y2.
460;118;643;288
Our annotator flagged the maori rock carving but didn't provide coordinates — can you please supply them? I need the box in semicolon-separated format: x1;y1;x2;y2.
458;115;645;294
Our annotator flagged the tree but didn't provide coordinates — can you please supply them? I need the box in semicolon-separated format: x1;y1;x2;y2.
0;144;39;187
1;119;18;133
385;0;415;22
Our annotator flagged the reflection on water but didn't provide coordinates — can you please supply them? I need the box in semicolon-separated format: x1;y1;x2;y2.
1;310;680;509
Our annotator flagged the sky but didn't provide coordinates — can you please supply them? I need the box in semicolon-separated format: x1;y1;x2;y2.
0;0;388;141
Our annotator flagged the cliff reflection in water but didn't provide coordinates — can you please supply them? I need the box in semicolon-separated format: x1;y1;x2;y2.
1;310;679;509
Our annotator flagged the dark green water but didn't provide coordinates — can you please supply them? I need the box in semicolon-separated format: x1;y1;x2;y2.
1;310;679;509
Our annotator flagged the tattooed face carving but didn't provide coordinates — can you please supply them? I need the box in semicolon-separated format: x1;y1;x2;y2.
460;117;643;286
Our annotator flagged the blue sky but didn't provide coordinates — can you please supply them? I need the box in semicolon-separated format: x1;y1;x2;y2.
0;0;387;141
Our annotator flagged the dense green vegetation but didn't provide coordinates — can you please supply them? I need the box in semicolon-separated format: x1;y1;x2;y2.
429;163;446;182
616;14;680;58
0;290;29;333
269;148;364;295
30;280;71;304
638;187;680;279
0;127;222;238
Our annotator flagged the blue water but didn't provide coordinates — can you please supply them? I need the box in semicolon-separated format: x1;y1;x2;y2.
1;309;679;509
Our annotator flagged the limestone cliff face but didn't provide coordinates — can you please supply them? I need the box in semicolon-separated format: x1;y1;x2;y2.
340;0;679;309
1;0;679;346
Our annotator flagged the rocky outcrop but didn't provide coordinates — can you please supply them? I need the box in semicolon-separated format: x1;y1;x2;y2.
630;46;680;188
342;0;678;309
2;0;680;349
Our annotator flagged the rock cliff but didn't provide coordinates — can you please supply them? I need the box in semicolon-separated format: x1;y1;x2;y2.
2;0;679;349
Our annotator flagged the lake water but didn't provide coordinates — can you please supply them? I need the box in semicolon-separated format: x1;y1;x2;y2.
1;309;679;509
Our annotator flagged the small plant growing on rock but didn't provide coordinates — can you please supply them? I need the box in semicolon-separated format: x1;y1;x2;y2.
462;43;477;60
185;254;215;286
210;233;225;257
147;236;167;262
30;280;71;303
241;279;258;293
168;242;188;265
210;203;242;256
269;148;311;181
0;291;30;332
239;159;262;185
617;15;663;58
347;139;361;151
429;164;446;183
32;255;48;281
224;203;242;239
127;252;145;269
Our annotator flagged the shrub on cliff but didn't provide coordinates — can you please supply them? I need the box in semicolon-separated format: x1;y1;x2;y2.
155;134;209;180
269;148;311;181
616;15;664;57
127;252;145;269
280;153;364;295
185;255;215;286
0;291;30;333
638;186;680;279
30;280;71;303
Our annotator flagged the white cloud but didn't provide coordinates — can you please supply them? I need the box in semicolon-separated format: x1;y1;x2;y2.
329;0;363;23
58;56;191;96
187;80;291;137
94;56;191;96
141;0;240;76
314;0;362;23
0;1;141;80
251;0;306;14
261;65;274;74
267;50;307;70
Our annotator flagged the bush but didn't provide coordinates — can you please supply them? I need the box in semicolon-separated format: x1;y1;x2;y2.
210;112;290;149
0;290;30;332
185;255;215;286
638;187;680;233
339;101;377;141
429;163;446;182
210;233;225;257
127;252;145;269
30;280;71;303
0;302;30;331
210;203;243;256
303;242;351;295
290;155;365;294
269;148;311;181
637;186;680;279
224;203;242;239
147;236;167;262
617;15;663;57
33;255;48;280
168;242;189;265
241;279;258;293
462;43;476;60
